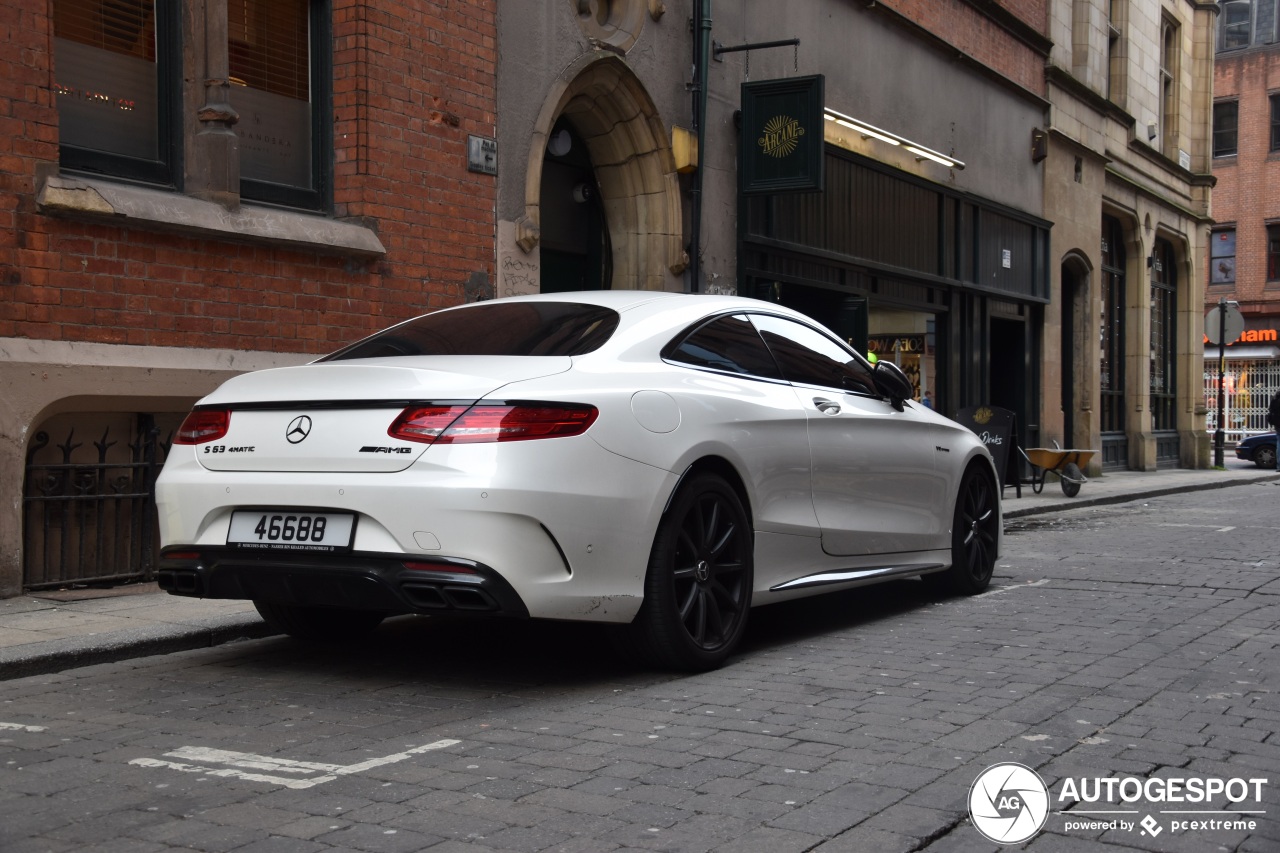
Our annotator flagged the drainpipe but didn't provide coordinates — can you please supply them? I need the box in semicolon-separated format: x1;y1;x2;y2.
689;0;711;292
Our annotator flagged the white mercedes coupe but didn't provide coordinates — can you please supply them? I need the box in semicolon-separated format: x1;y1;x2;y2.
156;291;1001;670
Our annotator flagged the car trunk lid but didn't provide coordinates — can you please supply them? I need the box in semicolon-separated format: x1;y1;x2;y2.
195;358;569;473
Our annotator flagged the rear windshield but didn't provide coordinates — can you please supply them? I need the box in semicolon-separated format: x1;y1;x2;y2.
321;302;620;361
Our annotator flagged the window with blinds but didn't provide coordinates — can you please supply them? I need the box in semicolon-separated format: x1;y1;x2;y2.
51;0;327;209
227;0;316;195
53;0;171;181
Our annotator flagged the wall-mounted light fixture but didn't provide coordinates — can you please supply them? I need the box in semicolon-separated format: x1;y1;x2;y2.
823;107;965;170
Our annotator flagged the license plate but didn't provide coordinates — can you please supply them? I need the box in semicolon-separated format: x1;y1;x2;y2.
227;511;355;552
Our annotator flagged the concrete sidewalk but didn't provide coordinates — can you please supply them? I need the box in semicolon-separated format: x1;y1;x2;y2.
3;461;1278;681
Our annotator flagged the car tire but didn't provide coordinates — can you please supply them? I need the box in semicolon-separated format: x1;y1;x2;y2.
624;473;753;671
926;464;998;595
253;600;385;641
1255;444;1277;470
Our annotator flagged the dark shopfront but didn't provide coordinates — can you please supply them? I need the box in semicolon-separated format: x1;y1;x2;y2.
741;147;1051;449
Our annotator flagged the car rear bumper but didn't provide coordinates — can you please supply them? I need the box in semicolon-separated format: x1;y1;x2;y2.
158;548;529;617
155;437;676;623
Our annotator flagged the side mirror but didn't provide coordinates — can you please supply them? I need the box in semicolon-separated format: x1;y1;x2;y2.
872;360;913;411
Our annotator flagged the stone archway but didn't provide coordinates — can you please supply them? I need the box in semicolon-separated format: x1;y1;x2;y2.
518;54;686;291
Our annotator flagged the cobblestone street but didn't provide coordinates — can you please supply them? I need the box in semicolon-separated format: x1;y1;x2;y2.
2;483;1278;852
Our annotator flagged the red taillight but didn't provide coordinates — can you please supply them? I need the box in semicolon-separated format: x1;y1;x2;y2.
174;409;230;444
388;403;598;445
387;405;472;443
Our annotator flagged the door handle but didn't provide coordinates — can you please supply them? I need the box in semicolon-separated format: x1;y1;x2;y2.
813;398;841;415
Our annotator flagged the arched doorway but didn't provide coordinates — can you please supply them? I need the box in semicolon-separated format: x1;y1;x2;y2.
519;55;686;292
539;119;611;292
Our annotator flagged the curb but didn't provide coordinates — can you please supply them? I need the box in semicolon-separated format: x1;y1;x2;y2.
0;618;278;682
1003;473;1280;519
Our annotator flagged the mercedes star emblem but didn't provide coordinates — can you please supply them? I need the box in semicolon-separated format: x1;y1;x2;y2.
286;415;313;444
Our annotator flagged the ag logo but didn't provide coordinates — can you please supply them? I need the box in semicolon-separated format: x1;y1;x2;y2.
285;415;312;444
968;763;1049;844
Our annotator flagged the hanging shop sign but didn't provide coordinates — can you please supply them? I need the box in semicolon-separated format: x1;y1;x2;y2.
740;75;825;195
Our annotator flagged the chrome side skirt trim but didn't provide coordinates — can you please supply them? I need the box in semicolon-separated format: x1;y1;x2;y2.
769;563;945;591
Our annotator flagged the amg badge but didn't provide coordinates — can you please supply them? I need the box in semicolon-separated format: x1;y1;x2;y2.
359;446;413;454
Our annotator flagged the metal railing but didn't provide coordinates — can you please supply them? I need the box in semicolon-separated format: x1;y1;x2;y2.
22;418;168;590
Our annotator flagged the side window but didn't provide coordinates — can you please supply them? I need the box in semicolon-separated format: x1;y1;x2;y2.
749;314;878;396
665;314;782;379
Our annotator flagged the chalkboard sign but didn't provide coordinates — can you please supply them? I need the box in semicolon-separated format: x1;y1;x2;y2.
954;405;1021;496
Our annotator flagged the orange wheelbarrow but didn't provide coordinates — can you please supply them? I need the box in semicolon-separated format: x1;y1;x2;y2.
1020;447;1095;497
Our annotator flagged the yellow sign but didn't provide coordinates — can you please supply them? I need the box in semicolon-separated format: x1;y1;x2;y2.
758;116;805;159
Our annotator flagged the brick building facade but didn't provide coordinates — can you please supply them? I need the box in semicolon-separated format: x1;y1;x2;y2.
0;0;495;595
1208;0;1280;443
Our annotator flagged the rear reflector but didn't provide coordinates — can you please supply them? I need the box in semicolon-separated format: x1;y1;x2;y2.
403;561;478;574
389;403;597;444
174;409;230;444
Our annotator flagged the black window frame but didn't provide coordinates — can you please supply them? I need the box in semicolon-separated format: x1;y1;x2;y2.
54;0;331;211
1271;93;1280;153
54;0;181;187
1220;0;1253;51
1210;228;1237;286
1149;238;1177;432
1267;223;1280;283
1214;100;1239;158
235;0;332;210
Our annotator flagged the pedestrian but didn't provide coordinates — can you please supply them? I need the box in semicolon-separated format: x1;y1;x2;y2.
1269;391;1280;432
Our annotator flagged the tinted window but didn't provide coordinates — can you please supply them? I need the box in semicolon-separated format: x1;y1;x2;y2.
322;302;619;360
666;314;782;379
749;314;878;395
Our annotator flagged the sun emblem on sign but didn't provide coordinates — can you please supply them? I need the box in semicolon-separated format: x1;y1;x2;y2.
758;115;805;158
973;406;994;425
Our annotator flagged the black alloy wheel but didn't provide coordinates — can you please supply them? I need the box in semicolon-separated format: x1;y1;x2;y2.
927;464;999;595
627;473;753;671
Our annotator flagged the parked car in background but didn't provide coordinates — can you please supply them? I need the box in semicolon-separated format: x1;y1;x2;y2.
155;292;1001;670
1235;433;1278;469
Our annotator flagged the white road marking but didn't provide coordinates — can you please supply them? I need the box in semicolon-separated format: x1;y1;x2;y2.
128;738;461;789
984;579;1050;595
0;722;47;732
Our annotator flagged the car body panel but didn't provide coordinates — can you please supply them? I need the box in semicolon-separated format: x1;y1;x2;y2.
801;387;953;556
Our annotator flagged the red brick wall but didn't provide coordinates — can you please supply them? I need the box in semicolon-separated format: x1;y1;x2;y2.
0;0;496;354
1211;48;1280;315
885;0;1047;96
